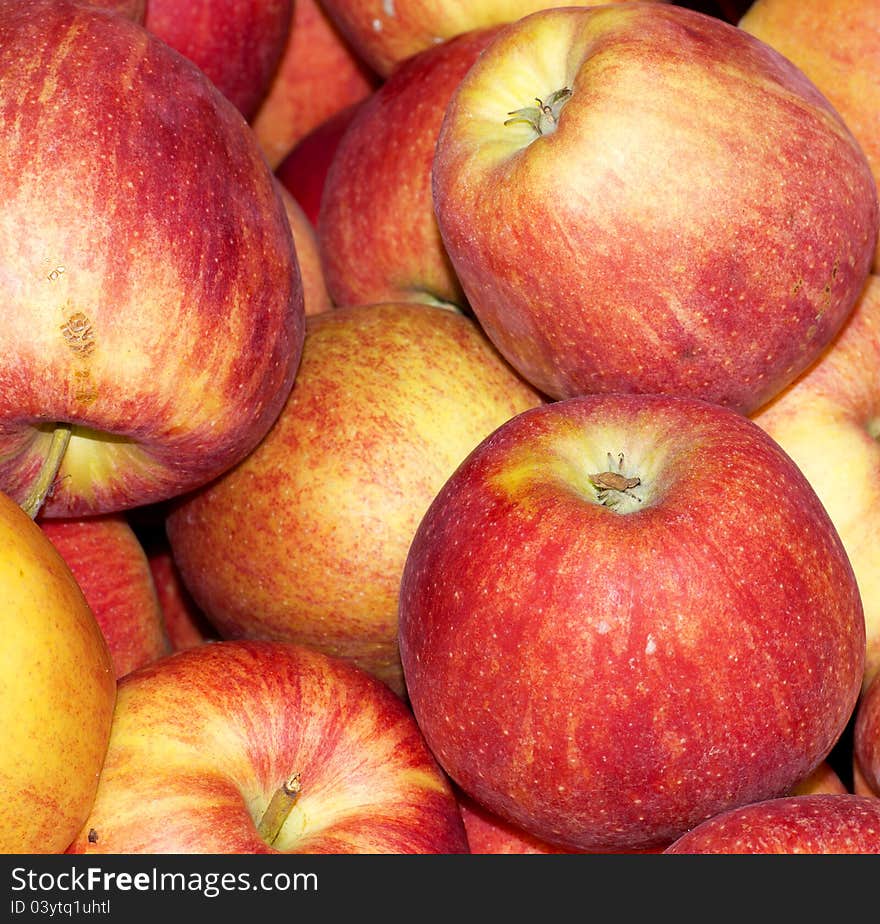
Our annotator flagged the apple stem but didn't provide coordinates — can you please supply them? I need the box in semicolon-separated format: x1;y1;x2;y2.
504;86;572;137
20;424;73;519
257;772;302;846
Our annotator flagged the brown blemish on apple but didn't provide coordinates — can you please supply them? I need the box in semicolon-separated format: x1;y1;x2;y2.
87;827;98;844
504;87;572;138
60;312;96;356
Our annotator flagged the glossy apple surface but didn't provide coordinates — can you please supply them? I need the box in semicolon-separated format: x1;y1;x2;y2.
0;0;304;518
0;490;116;853
399;393;865;852
67;640;470;854
165;302;544;696
854;671;880;798
432;3;878;411
663;794;880;853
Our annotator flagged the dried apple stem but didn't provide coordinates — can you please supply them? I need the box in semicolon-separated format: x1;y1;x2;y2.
21;424;73;519
257;772;302;846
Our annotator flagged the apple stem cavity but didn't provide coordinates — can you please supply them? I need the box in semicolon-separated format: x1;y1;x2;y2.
20;424;73;519
588;451;643;512
504;87;572;138
257;772;302;846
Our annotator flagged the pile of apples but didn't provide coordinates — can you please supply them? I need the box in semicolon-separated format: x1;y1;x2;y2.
2;0;880;856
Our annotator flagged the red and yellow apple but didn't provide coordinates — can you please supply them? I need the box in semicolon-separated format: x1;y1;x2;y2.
663;794;880;853
165;302;544;696
276;182;333;316
251;0;379;170
398;393;865;852
854;670;880;799
67;640;470;854
39;514;170;678
0;490;116;853
432;3;879;411
0;0;304;519
317;27;498;309
739;0;880;272
752;274;880;692
143;0;294;119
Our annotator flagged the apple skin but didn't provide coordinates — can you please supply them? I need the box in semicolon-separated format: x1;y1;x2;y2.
147;545;216;651
38;514;170;678
663;794;880;853
318;0;666;78
739;0;880;272
752;274;880;693
66;639;470;854
788;761;848;798
251;0;379;170
432;3;879;412
275;182;333;316
275;102;364;229
0;0;304;518
854;671;880;799
398;392;865;852
143;0;293;120
165;302;544;697
0;489;116;853
317;27;498;310
82;0;145;21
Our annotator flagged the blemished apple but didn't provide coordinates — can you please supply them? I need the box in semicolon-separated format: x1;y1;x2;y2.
275;102;364;228
398;392;865;852
0;0;304;519
752;274;880;693
317;27;498;309
663;794;880;853
317;0;666;78
854;670;880;799
66;640;470;854
143;0;293;120
39;514;170;679
0;490;116;853
165;302;544;696
432;3;879;412
739;0;880;272
275;182;333;316
251;0;379;170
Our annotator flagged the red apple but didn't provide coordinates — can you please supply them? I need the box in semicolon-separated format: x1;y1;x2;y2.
317;27;498;309
0;489;116;853
789;761;849;798
165;302;544;697
39;514;170;679
0;0;304;519
147;544;216;652
82;0;145;21
67;640;470;854
143;0;293;120
751;274;880;693
663;794;880;853
739;0;880;272
318;0;666;78
276;182;333;316
398;393;865;852
251;0;379;170
432;4;878;412
275;102;364;228
854;671;880;799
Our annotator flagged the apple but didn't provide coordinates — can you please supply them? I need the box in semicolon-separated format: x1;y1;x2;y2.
275;102;364;228
739;0;880;272
39;514;170;678
317;27;498;310
147;544;216;652
0;489;116;853
142;0;293;120
398;392;865;852
432;3;878;412
663;794;880;853
854;670;880;799
788;761;848;798
66;639;470;854
317;0;666;78
251;0;379;170
165;302;544;697
82;0;145;22
751;274;880;693
0;0;304;519
276;181;333;316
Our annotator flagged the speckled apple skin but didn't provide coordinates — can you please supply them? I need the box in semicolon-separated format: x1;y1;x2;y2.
433;3;879;411
398;393;865;852
854;672;880;799
67;640;470;854
165;302;543;696
663;794;880;853
0;0;303;517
